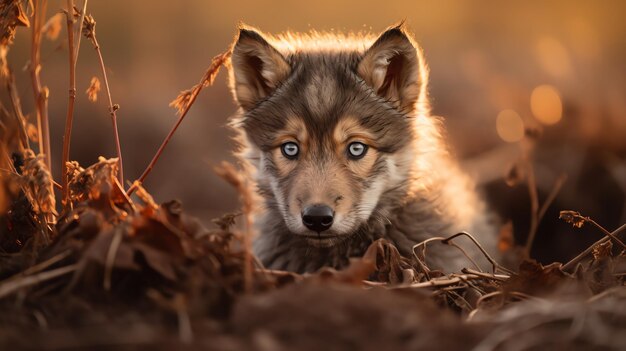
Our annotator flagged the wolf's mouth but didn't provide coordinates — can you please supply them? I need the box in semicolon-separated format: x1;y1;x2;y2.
297;233;347;248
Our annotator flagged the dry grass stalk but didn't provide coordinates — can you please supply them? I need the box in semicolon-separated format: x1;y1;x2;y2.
560;210;626;250
30;0;52;173
524;172;568;256
5;69;30;149
21;149;56;218
0;264;78;299
213;161;254;293
85;75;100;102
104;226;124;291
82;12;124;185
61;0;79;206
128;49;232;195
412;231;515;277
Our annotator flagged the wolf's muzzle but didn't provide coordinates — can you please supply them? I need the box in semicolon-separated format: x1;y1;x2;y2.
301;204;334;233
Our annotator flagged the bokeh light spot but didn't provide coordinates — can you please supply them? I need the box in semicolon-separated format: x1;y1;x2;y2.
496;109;525;143
535;37;572;78
530;85;562;125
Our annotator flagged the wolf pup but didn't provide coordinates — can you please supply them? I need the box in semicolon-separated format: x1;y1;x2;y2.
228;23;497;273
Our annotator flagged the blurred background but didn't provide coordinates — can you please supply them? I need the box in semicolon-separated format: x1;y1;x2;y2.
4;0;626;263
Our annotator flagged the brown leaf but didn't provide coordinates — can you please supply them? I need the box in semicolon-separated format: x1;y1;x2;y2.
20;149;57;215
41;13;62;41
132;241;179;281
368;239;415;284
559;210;586;228
26;123;38;143
498;220;514;253
592;240;613;261
504;163;523;187
86;76;100;102
212;212;241;231
503;260;576;297
83;226;139;272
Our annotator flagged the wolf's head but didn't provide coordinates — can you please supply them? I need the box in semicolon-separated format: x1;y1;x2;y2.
229;24;431;247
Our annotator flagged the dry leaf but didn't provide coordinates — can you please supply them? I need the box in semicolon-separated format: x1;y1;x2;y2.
497;220;514;253
169;88;194;115
505;163;523;187
20;149;56;216
86;76;101;102
26;123;38;143
559;210;586;228
41;13;62;41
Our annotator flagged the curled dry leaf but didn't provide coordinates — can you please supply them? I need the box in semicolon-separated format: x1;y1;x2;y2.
67;156;119;203
0;0;30;47
503;260;574;297
26;123;38;143
82;14;96;40
559;210;586;228
41;13;62;41
86;76;101;102
504;162;524;187
592;240;613;261
20;149;56;216
497;220;514;253
212;212;241;231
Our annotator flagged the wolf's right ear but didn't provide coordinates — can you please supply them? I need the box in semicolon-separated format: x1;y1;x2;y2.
229;28;291;110
357;25;428;113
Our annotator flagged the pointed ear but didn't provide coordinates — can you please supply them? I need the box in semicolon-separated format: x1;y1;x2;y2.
229;27;291;110
357;25;427;112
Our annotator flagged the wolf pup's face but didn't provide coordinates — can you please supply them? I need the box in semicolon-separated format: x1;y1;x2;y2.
229;25;428;247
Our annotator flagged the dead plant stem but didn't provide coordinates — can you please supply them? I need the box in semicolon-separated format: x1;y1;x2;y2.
30;0;51;172
89;32;124;185
562;223;626;271
61;0;77;206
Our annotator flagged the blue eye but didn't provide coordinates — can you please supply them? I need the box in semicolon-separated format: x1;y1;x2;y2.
281;142;299;159
347;142;368;159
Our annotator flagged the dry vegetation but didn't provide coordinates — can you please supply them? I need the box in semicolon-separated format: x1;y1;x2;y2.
0;1;625;350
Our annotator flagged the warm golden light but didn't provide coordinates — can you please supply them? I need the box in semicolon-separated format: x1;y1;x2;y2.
530;85;563;125
496;109;525;143
535;37;572;77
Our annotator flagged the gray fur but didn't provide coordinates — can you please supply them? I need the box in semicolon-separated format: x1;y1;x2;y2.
228;24;498;273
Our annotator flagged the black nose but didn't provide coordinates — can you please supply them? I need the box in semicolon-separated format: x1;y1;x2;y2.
302;204;334;233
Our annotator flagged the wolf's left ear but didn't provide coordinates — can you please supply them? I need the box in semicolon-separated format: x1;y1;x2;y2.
230;27;291;110
357;25;428;112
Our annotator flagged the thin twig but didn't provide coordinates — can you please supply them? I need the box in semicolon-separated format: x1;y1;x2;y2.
30;0;52;172
61;0;77;206
127;50;231;195
584;217;626;250
73;0;88;59
524;159;539;257
20;250;72;277
537;173;567;222
104;226;123;291
403;272;508;289
525;173;568;256
0;264;78;299
561;222;626;271
442;231;515;275
462;268;510;281
84;14;124;185
6;69;30;149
